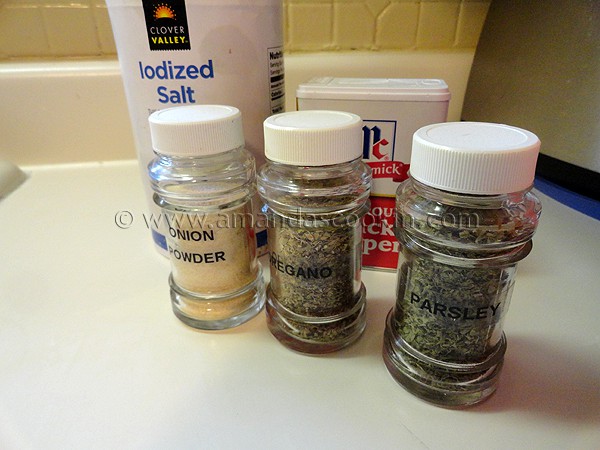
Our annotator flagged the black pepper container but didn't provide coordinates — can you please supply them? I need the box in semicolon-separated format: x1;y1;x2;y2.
258;110;372;354
383;122;542;407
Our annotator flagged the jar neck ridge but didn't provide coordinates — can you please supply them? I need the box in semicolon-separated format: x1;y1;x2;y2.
396;177;541;252
149;146;256;207
408;178;533;208
258;158;372;216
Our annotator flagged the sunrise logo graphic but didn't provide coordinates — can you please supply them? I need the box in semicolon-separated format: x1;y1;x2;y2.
153;4;176;20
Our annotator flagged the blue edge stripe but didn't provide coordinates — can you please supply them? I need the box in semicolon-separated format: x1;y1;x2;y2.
534;176;600;221
152;228;168;250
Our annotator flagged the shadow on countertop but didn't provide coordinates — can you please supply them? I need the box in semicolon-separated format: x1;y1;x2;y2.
476;335;600;424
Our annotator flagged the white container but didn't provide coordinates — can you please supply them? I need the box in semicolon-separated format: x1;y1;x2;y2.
106;0;284;255
296;77;450;270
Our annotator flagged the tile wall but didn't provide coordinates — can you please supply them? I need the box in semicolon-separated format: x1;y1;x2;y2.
0;0;490;59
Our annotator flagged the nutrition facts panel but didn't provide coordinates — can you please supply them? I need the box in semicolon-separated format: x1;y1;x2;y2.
268;46;285;114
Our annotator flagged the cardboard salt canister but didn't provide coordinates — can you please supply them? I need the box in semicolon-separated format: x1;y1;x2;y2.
296;77;450;271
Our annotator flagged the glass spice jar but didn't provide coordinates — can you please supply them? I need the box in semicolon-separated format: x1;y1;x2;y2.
383;122;542;407
148;105;265;330
258;110;372;354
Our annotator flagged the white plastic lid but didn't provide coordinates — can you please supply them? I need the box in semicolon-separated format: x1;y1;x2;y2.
148;105;244;156
263;110;363;165
410;122;541;194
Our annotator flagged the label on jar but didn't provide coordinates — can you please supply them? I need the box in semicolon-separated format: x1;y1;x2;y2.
267;218;359;317
166;206;256;294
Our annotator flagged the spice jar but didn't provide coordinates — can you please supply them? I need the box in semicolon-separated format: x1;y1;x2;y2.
148;105;265;330
258;110;372;354
383;122;542;407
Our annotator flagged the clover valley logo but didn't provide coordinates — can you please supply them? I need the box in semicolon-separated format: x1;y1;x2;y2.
142;0;191;51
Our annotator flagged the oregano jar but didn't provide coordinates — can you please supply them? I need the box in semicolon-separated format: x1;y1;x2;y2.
258;110;372;354
383;122;542;407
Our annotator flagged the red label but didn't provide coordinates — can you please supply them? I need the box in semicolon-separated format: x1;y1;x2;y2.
361;196;399;270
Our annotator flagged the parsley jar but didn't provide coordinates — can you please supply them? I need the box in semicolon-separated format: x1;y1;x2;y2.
383;122;542;407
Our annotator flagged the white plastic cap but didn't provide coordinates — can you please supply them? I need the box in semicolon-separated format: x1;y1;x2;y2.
148;105;244;156
410;122;541;194
263;110;363;166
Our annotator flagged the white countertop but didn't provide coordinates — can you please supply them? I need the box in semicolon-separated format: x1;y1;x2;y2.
1;161;599;449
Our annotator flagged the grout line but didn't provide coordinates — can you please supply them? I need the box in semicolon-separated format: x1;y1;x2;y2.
453;1;464;48
415;2;423;50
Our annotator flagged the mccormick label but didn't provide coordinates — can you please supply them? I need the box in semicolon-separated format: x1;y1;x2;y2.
296;77;450;270
360;120;409;270
142;0;191;51
362;120;410;195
